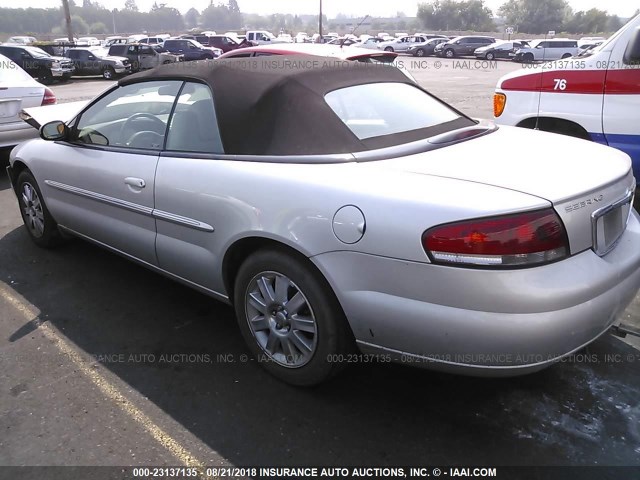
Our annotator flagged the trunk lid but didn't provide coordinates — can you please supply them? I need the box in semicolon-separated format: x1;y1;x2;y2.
0;86;43;125
369;125;635;255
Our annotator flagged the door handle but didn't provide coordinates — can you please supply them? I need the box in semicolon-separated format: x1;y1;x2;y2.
125;177;146;188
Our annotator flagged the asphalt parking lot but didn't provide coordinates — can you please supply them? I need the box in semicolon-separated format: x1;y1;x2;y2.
1;57;640;471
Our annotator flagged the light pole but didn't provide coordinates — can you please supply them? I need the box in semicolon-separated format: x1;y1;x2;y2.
61;0;73;42
318;0;323;43
112;9;117;34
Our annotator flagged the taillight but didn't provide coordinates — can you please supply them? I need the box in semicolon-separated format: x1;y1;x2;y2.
422;209;569;268
493;92;506;117
42;87;56;106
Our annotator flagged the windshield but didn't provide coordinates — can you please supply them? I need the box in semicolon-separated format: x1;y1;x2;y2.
528;40;543;48
23;46;51;58
325;82;462;141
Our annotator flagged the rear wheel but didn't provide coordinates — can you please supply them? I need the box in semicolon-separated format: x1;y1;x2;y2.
16;170;63;248
234;248;352;386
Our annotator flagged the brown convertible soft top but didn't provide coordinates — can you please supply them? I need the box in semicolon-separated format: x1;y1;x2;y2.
120;56;473;156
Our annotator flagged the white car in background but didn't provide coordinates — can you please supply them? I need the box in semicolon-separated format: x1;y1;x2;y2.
294;32;308;43
0;54;56;149
277;33;293;43
7;36;37;45
78;37;101;46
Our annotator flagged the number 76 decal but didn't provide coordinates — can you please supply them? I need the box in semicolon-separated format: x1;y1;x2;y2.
553;78;567;90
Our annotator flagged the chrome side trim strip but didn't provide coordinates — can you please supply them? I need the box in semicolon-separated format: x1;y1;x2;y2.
44;180;153;216
44;180;214;232
152;210;215;232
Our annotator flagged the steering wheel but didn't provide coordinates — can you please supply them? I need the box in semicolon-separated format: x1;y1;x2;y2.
126;130;164;149
119;113;165;145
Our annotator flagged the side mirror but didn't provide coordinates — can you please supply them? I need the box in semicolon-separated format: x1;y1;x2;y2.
624;27;640;64
40;121;69;141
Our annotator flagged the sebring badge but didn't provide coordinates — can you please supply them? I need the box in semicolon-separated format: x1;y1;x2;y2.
565;195;604;213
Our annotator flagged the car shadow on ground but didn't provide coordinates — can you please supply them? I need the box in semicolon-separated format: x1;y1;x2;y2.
1;224;639;466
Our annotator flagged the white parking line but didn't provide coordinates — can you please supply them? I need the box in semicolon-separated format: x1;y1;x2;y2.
0;282;207;469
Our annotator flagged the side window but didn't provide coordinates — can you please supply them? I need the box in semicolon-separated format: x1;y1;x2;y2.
73;81;182;150
166;82;223;154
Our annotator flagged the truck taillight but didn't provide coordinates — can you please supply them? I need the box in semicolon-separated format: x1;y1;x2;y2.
422;209;569;268
493;92;506;117
42;87;56;106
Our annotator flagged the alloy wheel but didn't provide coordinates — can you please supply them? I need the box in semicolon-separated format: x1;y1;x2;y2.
21;182;45;238
245;271;318;368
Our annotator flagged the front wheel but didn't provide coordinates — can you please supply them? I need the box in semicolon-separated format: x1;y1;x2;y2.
415;48;426;57
384;47;394;52
234;248;353;386
485;52;495;61
444;49;455;58
102;67;115;79
16;170;63;248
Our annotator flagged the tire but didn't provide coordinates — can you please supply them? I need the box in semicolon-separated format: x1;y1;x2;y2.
523;53;534;63
444;48;455;58
485;52;495;61
38;68;53;85
102;66;115;79
384;47;394;52
415;48;426;57
16;170;63;248
561;53;572;59
234;248;353;386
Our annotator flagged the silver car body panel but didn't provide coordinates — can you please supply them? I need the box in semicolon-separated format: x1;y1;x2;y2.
9;103;640;374
314;209;640;374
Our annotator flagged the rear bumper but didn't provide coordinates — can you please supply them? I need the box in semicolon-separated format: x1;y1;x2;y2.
312;210;640;376
0;122;38;149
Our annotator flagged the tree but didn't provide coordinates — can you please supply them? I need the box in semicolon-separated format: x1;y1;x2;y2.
498;0;571;34
89;21;108;33
184;7;199;29
200;1;242;31
124;0;138;12
82;0;92;7
68;14;89;35
607;15;622;32
565;8;609;33
418;0;494;31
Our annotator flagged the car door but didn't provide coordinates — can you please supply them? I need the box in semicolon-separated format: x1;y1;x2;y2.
154;82;227;292
76;50;95;74
37;80;183;265
138;45;157;69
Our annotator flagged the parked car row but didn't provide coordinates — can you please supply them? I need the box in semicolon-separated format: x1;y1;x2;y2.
400;35;582;62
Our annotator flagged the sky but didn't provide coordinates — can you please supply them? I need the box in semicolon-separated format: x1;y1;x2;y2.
2;0;637;18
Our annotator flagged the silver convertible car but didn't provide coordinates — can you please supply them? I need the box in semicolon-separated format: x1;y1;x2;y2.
7;57;640;385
